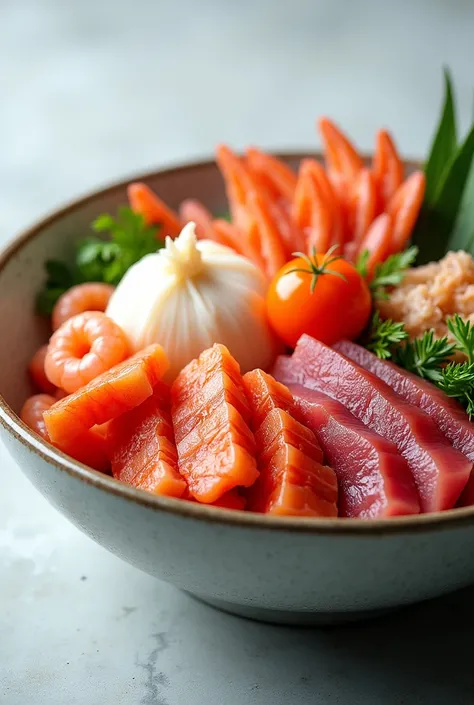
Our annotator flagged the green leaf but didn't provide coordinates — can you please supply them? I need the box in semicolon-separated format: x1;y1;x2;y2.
415;121;474;264
44;260;75;288
370;246;418;299
394;330;456;382
36;287;67;315
448;153;474;253
424;68;457;206
92;213;116;232
355;250;369;279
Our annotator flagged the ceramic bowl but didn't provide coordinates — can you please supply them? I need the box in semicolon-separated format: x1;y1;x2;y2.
2;155;474;626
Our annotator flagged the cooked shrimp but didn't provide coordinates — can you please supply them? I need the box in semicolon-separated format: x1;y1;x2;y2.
28;345;56;394
20;393;55;439
45;311;129;393
52;282;115;331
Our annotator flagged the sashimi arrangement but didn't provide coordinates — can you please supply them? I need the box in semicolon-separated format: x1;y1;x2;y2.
20;71;474;519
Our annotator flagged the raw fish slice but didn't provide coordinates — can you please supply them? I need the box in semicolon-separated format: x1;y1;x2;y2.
256;408;324;465
334;340;474;506
172;377;251;442
272;336;472;512
171;344;258;503
243;369;337;517
108;387;186;498
288;384;420;518
242;368;294;430
44;345;169;445
177;403;256;459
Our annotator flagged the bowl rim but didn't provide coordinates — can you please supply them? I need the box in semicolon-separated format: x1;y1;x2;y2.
3;152;474;537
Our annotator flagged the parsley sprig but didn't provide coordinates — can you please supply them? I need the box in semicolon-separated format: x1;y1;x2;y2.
366;312;408;359
367;312;474;418
36;207;161;315
356;246;418;300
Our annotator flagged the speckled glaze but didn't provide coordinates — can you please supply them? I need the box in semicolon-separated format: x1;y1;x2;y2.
2;156;474;626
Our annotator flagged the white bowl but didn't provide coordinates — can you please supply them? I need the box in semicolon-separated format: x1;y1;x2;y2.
2;156;474;625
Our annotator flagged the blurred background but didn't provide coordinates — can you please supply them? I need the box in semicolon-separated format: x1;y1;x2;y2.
2;0;474;237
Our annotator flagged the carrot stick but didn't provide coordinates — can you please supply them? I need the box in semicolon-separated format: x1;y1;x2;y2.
246;147;297;203
387;171;426;253
127;183;181;238
247;191;288;278
357;213;393;277
179;199;215;239
348;168;377;244
215;145;256;226
372;130;404;211
318;117;364;190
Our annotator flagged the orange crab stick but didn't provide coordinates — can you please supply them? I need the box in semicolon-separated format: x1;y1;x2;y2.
357;213;394;277
348;168;377;244
318;117;363;192
387;171;426;253
372;129;404;211
128;183;181;238
246;147;297;203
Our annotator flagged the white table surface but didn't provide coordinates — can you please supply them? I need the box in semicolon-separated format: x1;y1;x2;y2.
3;1;474;702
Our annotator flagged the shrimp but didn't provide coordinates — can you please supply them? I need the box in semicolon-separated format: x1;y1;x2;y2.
45;311;129;393
20;394;55;439
28;345;56;394
52;282;115;331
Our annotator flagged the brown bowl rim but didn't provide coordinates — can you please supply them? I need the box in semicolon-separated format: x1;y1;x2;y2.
3;152;472;537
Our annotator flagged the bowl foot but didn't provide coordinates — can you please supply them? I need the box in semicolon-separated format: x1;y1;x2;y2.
187;593;397;626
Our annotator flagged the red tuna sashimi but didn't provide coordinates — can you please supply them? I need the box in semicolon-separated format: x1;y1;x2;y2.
334;340;474;508
335;340;474;460
272;335;472;512
171;345;258;503
107;386;186;498
288;384;420;518
242;370;338;517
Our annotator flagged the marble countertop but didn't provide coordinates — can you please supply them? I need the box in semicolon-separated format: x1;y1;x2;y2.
3;1;474;702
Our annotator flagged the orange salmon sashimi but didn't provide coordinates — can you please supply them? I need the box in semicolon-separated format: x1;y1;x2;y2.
44;344;169;447
107;386;186;498
20;394;110;472
171;344;258;503
242;370;338;517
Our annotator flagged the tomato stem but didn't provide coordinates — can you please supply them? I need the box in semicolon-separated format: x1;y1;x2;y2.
288;244;347;294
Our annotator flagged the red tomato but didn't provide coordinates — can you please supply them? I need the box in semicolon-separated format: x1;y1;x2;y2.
266;250;371;348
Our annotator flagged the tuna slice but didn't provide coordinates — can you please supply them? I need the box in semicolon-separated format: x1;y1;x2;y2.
242;369;338;517
288;384;420;518
334;339;474;508
272;335;472;512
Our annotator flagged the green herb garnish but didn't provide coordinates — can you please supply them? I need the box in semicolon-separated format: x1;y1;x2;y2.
438;362;474;418
36;207;161;314
393;331;457;383
447;313;474;363
365;246;418;300
366;312;408;359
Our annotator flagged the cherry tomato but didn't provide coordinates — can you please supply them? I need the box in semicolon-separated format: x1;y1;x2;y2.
266;248;371;347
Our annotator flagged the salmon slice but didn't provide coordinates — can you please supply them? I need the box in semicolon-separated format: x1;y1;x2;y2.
171;344;258;503
107;386;186;498
272;336;472;512
256;407;324;465
177;404;255;459
287;385;420;518
243;368;294;430
20;394;110;472
212;490;246;510
44;345;169;447
242;369;338;517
